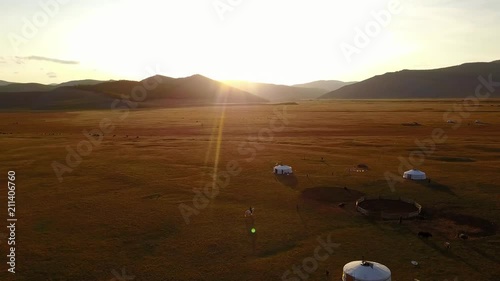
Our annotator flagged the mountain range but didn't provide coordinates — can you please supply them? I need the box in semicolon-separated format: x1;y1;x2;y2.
320;61;500;99
223;80;355;102
0;79;112;92
1;60;499;110
292;80;356;92
0;75;267;110
224;81;321;101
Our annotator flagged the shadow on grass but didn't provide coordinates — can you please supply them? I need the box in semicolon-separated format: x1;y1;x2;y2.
420;239;481;273
275;174;298;188
440;212;497;238
417;235;481;273
415;180;457;196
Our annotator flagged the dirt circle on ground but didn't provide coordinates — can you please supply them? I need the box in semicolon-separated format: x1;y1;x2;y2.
415;211;497;239
301;186;364;203
358;198;419;213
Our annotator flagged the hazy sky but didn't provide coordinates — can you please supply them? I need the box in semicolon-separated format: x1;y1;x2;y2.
0;0;499;85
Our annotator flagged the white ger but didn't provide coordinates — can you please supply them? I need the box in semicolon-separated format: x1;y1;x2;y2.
342;260;391;281
273;164;293;175
402;169;426;180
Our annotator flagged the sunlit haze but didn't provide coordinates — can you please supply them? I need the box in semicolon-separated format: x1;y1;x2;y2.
1;0;499;84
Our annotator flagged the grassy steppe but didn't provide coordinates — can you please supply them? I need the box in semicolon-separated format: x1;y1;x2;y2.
0;100;499;280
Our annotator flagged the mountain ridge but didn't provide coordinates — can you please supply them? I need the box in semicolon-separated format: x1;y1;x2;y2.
224;80;330;101
292;80;356;92
320;61;500;99
0;74;267;110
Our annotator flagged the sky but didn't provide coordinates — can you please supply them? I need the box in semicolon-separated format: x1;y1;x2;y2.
0;0;499;85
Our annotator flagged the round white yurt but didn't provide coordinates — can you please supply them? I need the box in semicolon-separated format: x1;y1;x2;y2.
402;169;426;180
342;260;391;281
273;165;293;175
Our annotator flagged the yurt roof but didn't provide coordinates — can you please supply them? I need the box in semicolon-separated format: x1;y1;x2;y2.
343;261;391;281
405;169;425;174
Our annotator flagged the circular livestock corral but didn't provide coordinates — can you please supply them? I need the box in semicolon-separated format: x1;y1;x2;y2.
356;196;422;220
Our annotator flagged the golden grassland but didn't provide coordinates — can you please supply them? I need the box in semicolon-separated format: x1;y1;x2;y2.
0;100;499;280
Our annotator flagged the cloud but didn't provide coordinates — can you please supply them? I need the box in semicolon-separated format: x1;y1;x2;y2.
47;72;57;78
16;56;79;65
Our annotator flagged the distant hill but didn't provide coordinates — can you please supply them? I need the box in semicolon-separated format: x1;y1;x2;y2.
0;79;109;92
0;88;116;110
73;79;141;98
293;80;356;92
0;82;56;92
320;61;500;99
224;80;328;101
57;79;111;87
0;74;267;110
78;74;266;105
0;80;12;86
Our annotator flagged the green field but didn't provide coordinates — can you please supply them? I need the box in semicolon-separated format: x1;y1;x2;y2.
1;100;499;280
